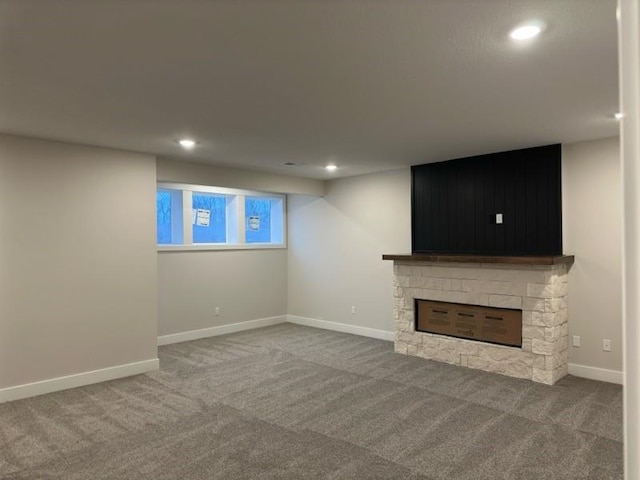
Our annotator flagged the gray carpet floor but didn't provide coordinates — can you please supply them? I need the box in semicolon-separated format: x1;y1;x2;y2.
0;324;623;479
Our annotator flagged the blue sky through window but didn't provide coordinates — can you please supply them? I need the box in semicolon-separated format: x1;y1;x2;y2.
245;197;272;243
156;191;171;244
192;193;226;243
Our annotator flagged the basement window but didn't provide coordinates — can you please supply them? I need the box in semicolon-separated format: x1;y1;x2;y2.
245;196;284;244
156;183;286;250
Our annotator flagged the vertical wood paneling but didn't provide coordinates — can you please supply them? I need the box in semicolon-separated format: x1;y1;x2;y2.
493;156;506;253
411;144;562;255
459;159;476;251
524;154;539;253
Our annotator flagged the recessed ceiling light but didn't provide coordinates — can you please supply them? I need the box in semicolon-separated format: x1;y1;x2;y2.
325;164;337;172
614;112;625;120
510;23;543;40
177;138;197;149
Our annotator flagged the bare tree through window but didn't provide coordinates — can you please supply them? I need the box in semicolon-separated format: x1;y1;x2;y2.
156;191;172;243
193;194;226;243
245;197;272;243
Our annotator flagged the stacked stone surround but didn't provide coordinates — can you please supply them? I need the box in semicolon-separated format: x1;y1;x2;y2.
392;261;569;385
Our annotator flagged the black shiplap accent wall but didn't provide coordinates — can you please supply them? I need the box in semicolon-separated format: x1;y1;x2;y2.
411;144;562;255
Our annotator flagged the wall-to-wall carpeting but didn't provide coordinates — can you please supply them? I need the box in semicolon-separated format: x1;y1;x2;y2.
0;324;623;479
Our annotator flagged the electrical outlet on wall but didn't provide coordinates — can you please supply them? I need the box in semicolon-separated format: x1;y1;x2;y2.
215;306;220;316
351;306;356;315
603;339;611;352
572;335;581;347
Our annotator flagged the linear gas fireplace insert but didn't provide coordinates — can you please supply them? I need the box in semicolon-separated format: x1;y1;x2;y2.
415;299;522;348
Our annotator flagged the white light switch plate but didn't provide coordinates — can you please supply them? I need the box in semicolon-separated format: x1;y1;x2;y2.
496;213;503;224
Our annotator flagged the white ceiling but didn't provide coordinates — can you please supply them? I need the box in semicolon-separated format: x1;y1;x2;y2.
0;0;619;179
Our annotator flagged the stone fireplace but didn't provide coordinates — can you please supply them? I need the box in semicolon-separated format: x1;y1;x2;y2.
383;254;574;385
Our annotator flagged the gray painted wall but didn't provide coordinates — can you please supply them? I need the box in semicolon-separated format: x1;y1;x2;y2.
287;168;411;332
0;134;158;390
563;137;622;372
158;249;287;336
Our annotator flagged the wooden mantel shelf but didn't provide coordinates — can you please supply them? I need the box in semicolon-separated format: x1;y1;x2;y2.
382;253;575;266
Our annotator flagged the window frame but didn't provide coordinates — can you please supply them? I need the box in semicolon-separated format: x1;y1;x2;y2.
156;182;287;251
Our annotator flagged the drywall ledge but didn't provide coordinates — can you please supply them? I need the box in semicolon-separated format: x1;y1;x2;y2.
0;358;159;404
382;254;575;266
157;157;325;196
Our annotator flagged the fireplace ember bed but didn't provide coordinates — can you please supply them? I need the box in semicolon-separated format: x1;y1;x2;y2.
415;299;522;348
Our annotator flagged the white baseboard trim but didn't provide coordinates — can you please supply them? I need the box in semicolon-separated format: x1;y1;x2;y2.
568;363;623;385
158;315;287;346
0;358;159;404
287;315;394;341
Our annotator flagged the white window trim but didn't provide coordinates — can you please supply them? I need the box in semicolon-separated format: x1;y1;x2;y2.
157;243;286;252
157;182;287;251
